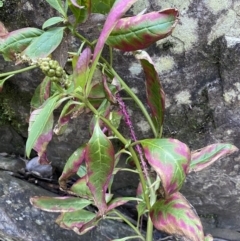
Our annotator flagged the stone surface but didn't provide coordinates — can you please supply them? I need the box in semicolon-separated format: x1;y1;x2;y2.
0;171;145;241
0;0;240;239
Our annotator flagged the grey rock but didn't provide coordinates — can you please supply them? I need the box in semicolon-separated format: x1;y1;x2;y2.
0;0;240;239
0;155;25;173
0;171;143;241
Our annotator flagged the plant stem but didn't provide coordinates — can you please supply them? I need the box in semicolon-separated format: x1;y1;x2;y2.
146;216;153;241
103;60;158;138
0;65;37;78
112;209;145;240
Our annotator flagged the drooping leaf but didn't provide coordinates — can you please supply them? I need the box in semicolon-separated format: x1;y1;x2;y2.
70;175;92;199
22;27;65;60
86;121;115;215
59;145;86;190
102;74;117;103
107;197;141;212
26;95;60;157
45;0;66;17
190;143;238;173
106;9;179;51
0;74;14;92
68;0;90;24
54;101;85;135
0;27;43;61
140;138;191;197
74;47;92;89
30;77;51;110
91;0;115;14
135;50;165;136
92;0;138;63
89;99;111;133
30;196;91;212
42;17;65;29
150;192;207;241
56;209;96;230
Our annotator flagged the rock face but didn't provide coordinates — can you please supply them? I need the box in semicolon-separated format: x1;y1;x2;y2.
0;0;240;239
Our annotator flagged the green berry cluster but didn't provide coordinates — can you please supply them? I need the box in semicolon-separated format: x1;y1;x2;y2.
39;58;71;88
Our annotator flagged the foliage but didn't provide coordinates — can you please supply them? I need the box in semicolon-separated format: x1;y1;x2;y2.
0;0;238;240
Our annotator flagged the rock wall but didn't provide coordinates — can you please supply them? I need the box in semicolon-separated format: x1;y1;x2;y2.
0;0;240;237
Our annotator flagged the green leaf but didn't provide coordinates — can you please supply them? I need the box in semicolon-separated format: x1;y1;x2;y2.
70;175;92;199
30;196;91;212
135;50;165;136
150;192;205;241
86;121;115;215
0;74;14;92
22;27;65;60
26;95;60;157
73;47;91;89
91;0;115;14
56;209;96;230
140;138;191;197
106;9;179;51
0;27;43;61
59;145;86;190
45;0;66;17
190;143;238;173
42;17;65;29
68;0;90;24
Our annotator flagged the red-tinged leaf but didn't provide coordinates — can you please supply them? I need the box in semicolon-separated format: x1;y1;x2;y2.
140;138;191;197
190;143;239;173
86;121;115;215
70;175;92;199
0;27;43;61
150;192;205;241
107;9;179;51
26;95;60;158
78;215;101;235
107;197;141;211
74;47;92;89
0;21;8;37
103;74;117;103
28;108;53;164
135;50;165;135
54;101;85;135
92;0;138;62
31;77;51;110
59;145;86;190
30;196;91;212
22;27;65;61
56;209;96;231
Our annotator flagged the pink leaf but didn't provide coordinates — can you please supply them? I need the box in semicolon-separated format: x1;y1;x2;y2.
190;143;238;173
150;192;205;241
140;138;191;197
